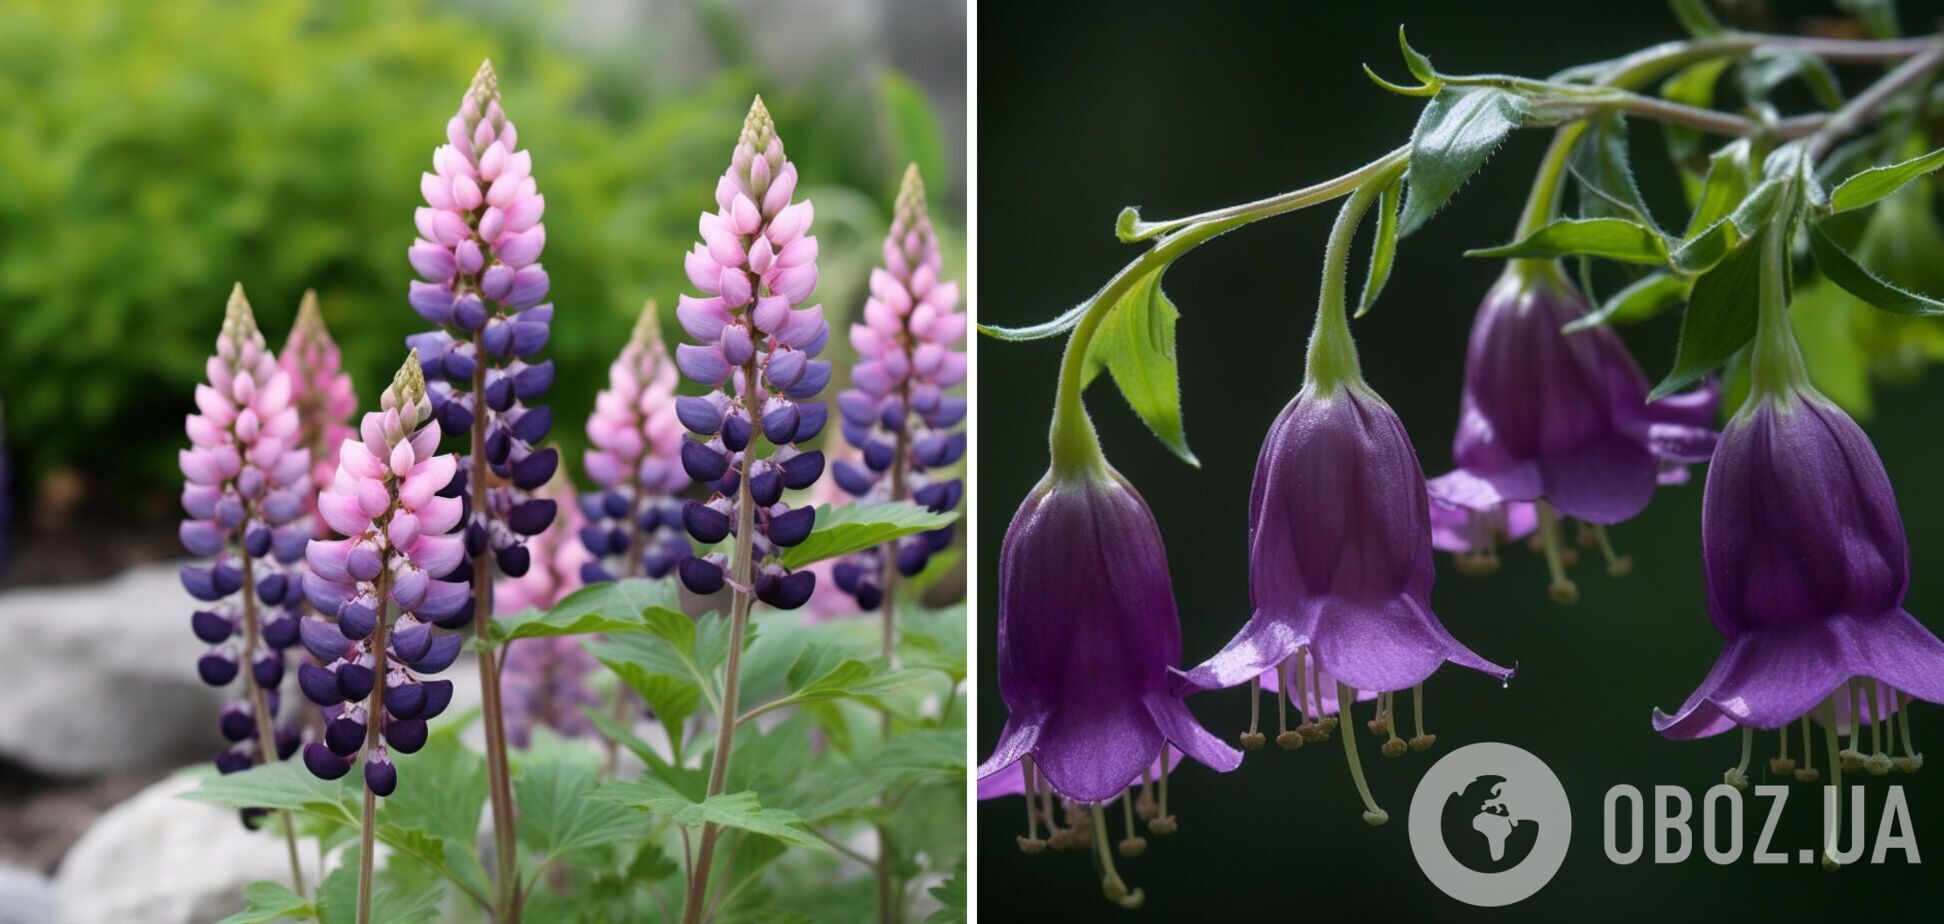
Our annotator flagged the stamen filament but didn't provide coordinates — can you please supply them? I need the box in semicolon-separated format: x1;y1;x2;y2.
1725;725;1751;789
1536;501;1579;605
1842;680;1864;772
1770;723;1796;776
1276;657;1301;750
1409;684;1436;751
1118;791;1146;857
1820;698;1846;871
1019;756;1046;853
1136;766;1157;819
1291;649;1309;726
1149;747;1177;834
1338;681;1389;826
1240;675;1264;751
1796;716;1820;782
1865;680;1892;775
1592;524;1632;577
1091;803;1145;909
1893;689;1923;772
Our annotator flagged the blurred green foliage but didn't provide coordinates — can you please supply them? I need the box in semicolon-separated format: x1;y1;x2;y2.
0;0;961;503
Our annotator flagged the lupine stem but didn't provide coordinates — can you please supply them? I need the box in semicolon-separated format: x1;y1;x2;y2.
684;357;763;924
236;511;305;897
875;384;911;924
469;335;520;923
357;568;393;924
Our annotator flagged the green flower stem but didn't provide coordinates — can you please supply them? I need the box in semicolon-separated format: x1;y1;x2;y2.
1048;146;1411;475
1306;162;1404;391
1748;220;1810;400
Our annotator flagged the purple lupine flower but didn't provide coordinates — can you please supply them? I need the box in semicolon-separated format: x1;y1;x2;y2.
671;96;830;608
279;290;357;539
403;59;558;582
1427;266;1718;600
496;473;599;747
297;353;465;796
180;285;310;796
830;164;967;609
1653;276;1942;867
579;302;692;582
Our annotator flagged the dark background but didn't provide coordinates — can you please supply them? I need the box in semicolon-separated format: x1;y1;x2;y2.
978;0;1944;919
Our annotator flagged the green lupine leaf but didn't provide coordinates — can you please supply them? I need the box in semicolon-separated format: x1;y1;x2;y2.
1654;226;1769;399
1400;86;1526;236
515;756;650;860
1466;217;1669;265
1828;147;1944;214
181;762;359;824
488;578;684;643
215;882;314;924
925;858;968;924
591;779;825;850
313;846;442;924
778;502;959;568
1808;221;1944;316
1082;265;1197;465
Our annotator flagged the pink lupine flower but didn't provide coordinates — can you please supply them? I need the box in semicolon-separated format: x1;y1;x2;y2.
580;301;693;582
279;290;357;541
180;284;311;793
831;164;967;608
297;353;467;796
404;59;559;581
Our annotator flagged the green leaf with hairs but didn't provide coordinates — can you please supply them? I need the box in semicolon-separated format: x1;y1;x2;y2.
1808;221;1944;315
1356;176;1403;317
1563;272;1688;332
1467;217;1669;265
1081;264;1196;465
1828;147;1944;214
1400;87;1526;236
1654;227;1768;399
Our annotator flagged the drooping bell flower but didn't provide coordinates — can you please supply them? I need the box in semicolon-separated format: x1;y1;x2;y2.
403;59;558;586
579;301;692;582
831;164;967;608
279;290;357;540
672;96;830;609
297;353;466;796
180;285;310;805
1653;231;1943;869
1427;264;1718;602
1171;182;1510;827
496;472;599;747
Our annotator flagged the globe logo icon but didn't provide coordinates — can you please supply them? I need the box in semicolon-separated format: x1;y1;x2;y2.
1409;743;1571;907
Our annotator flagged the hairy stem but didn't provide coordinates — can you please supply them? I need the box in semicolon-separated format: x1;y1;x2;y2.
236;505;306;896
468;333;520;923
1806;40;1944;161
356;569;392;924
682;357;762;924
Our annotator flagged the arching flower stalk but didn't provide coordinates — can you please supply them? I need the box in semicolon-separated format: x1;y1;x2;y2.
1653;227;1943;870
179;284;309;889
831;163;968;613
672;96;831;924
280;289;358;538
829;162;966;924
581;300;692;583
1171;172;1511;828
401;60;558;917
299;352;466;918
497;472;598;749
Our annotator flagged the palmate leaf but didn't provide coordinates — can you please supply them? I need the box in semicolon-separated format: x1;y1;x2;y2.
778;502;958;568
182;761;359;824
1081;264;1197;465
514;756;649;861
487;578;685;643
313;846;442;924
591;778;824;851
215;882;314;924
1399;86;1526;236
925;858;968;924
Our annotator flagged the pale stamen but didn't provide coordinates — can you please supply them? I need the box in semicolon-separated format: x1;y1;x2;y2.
1091;803;1145;909
1724;725;1751;789
1148;747;1177;834
1018;756;1047;853
1240;675;1265;751
1408;683;1436;751
1537;501;1578;605
1276;657;1302;750
1338;681;1389;826
1117;790;1147;857
1590;524;1632;577
1795;716;1820;782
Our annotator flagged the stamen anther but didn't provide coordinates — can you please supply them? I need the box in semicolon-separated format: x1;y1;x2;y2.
1338;681;1389;826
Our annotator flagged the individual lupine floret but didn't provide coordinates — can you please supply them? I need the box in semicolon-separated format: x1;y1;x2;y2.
1653;233;1944;869
580;301;692;582
829;164;967;608
180;285;311;794
297;353;465;796
671;96;831;609
279;290;358;539
1426;264;1719;602
403;59;559;581
1170;180;1509;827
497;472;599;747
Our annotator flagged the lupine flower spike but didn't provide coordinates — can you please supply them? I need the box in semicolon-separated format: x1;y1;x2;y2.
672;96;831;607
280;290;358;539
181;285;311;805
1654;231;1944;871
498;472;598;747
831;163;968;609
581;301;692;582
298;352;466;795
1171;177;1510;827
1428;263;1718;602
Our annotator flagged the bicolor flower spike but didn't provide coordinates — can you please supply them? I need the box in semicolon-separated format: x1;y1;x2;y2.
831;164;967;608
1427;265;1718;603
279;290;358;539
497;472;599;747
672;96;831;609
180;285;309;797
1655;239;1943;869
1173;180;1509;828
580;301;693;582
403;58;559;582
297;353;465;796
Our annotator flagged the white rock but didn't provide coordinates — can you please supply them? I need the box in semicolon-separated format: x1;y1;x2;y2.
0;563;230;777
54;773;320;924
0;862;55;924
